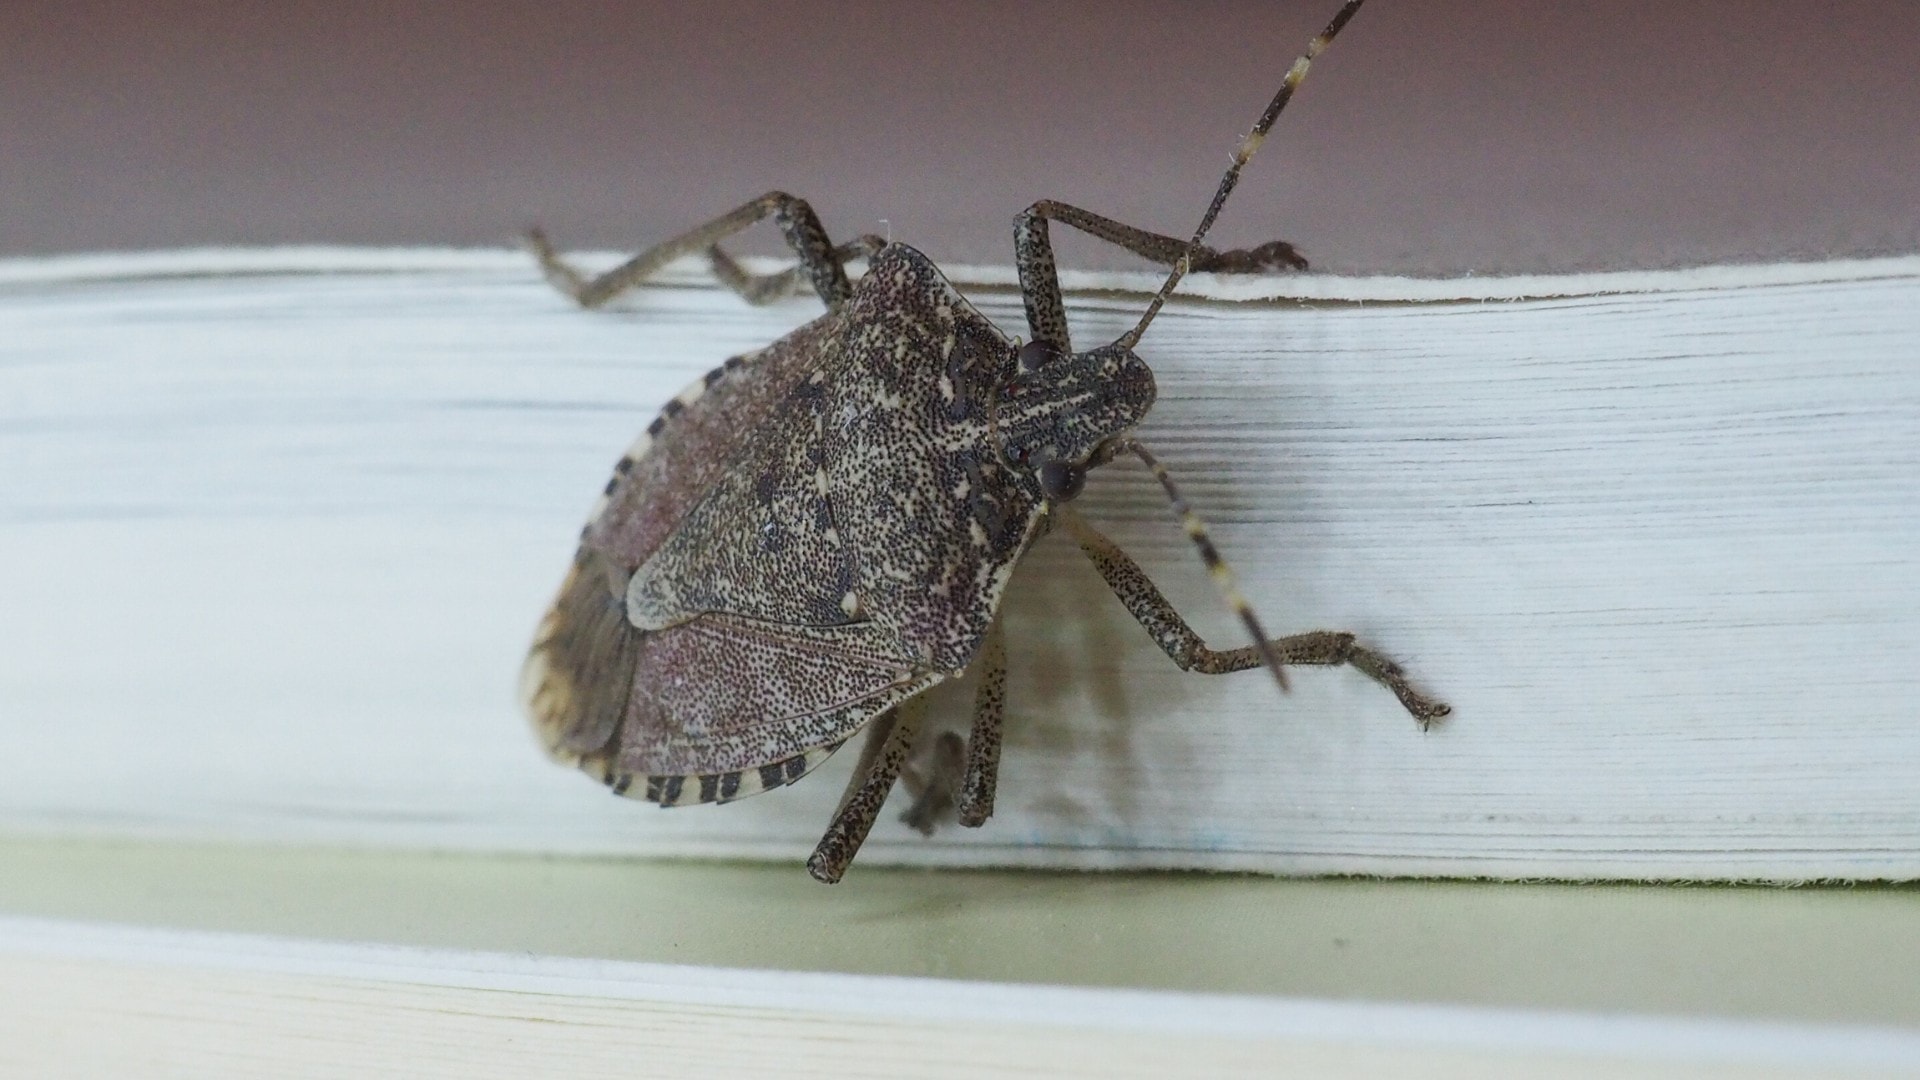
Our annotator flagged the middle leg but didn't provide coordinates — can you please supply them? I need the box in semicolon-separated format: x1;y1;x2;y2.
894;612;1007;833
956;616;1006;828
807;699;924;884
897;730;965;836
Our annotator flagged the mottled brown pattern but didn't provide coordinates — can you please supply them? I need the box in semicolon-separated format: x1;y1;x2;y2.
623;362;857;630
617;612;933;776
619;246;1048;666
562;246;1055;787
585;320;832;574
544;245;1047;789
827;246;1047;670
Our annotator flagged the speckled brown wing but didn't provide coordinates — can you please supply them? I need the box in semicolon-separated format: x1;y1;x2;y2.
613;614;942;795
583;314;841;575
527;575;943;805
525;245;1043;807
622;361;862;633
523;280;943;802
524;316;849;781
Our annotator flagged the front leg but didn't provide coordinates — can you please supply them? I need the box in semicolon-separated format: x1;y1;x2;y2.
1013;199;1308;355
1059;509;1450;727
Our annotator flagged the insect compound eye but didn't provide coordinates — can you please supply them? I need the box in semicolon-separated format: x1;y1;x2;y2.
1037;458;1086;502
1017;340;1060;375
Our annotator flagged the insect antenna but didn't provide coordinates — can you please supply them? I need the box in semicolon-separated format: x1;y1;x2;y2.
1111;438;1293;693
1117;0;1367;350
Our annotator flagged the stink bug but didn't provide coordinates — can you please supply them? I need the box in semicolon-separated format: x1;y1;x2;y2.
521;0;1447;883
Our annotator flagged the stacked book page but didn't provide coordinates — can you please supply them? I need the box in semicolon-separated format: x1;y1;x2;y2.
2;248;1915;880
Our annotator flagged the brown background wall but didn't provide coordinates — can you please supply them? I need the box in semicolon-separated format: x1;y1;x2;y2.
4;0;1917;274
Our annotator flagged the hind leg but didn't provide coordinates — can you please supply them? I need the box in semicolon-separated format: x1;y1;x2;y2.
705;235;887;306
531;191;872;310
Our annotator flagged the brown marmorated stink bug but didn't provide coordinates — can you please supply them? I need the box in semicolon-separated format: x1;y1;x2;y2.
521;0;1447;883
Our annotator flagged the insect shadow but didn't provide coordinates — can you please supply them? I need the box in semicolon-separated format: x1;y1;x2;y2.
521;0;1447;883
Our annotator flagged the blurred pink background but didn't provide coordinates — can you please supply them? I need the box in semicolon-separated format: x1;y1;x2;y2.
4;0;1916;274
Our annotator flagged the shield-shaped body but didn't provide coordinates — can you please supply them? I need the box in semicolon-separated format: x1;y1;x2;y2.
519;4;1450;883
522;244;1048;805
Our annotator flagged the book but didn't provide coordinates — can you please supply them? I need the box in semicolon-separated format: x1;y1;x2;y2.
1;246;1916;880
6;897;1920;1079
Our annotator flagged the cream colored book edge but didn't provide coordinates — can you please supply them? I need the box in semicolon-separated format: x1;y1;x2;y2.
1;247;1916;880
4;915;1918;1080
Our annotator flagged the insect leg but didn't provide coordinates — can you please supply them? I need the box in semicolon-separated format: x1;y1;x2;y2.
896;730;966;836
956;616;1006;827
1013;0;1368;352
807;700;924;884
1032;202;1308;275
893;611;1003;834
707;235;888;306
530;192;870;310
1014;201;1311;357
1058;506;1450;727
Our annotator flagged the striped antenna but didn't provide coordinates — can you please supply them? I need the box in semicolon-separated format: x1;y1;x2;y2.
1116;0;1367;350
1114;439;1291;693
